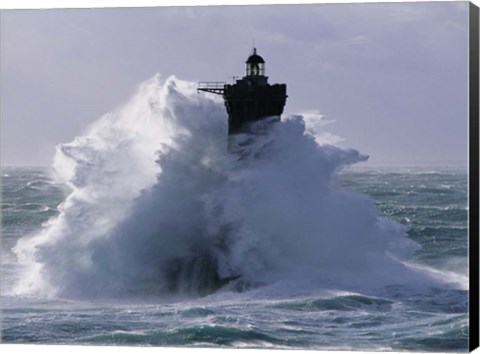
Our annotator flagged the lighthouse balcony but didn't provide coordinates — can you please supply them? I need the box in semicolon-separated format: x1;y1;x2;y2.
197;81;226;95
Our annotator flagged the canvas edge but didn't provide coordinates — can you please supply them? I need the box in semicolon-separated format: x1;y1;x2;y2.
469;1;480;352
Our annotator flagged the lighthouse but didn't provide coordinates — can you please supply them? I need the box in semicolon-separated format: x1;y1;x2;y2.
198;48;288;134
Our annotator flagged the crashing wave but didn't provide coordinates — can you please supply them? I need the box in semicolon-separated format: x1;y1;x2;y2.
13;75;432;299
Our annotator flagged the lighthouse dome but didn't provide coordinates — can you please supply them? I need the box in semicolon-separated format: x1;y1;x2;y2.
246;48;265;64
245;48;265;77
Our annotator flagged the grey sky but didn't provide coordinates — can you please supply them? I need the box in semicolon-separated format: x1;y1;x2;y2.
1;2;469;166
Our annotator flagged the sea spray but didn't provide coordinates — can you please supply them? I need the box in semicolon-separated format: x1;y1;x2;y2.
13;75;434;299
13;75;226;296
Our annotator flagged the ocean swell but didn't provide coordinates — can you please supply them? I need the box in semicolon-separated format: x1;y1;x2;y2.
13;75;434;299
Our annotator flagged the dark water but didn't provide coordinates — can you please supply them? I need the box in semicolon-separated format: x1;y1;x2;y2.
341;166;468;273
1;165;469;351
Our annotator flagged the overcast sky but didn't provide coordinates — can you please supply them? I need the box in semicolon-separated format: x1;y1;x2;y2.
0;1;470;166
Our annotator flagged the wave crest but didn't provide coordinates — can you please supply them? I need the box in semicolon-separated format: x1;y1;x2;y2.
13;75;430;299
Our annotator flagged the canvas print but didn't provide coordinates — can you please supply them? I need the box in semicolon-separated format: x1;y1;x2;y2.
1;1;477;352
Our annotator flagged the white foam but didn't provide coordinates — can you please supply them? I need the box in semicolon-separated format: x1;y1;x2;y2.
12;75;445;299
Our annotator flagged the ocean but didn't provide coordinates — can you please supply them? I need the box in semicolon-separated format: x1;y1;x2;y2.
0;76;469;351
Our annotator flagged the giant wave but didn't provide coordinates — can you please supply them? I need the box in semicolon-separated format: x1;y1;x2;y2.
13;75;444;299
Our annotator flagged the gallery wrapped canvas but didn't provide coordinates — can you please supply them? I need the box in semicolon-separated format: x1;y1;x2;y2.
1;1;478;352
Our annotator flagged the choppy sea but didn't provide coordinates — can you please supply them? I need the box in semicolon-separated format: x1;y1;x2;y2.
1;164;468;351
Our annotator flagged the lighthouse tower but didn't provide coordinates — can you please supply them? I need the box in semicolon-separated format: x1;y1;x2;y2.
198;48;287;134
